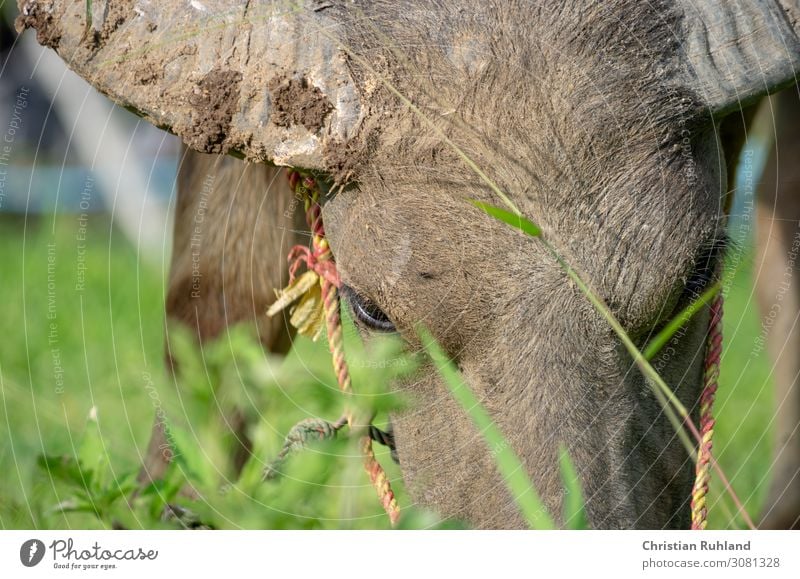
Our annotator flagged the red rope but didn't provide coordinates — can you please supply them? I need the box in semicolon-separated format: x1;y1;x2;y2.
283;169;400;525
691;293;723;529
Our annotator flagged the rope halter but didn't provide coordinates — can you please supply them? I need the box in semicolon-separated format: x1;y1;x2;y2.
266;170;399;525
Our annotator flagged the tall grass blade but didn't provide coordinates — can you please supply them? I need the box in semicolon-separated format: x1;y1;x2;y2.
644;282;721;360
558;445;588;530
469;200;541;237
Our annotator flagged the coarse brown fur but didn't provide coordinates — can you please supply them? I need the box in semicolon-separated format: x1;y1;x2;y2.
318;0;721;528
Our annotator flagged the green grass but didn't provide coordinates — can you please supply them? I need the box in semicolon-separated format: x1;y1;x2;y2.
0;213;779;529
0;215;164;528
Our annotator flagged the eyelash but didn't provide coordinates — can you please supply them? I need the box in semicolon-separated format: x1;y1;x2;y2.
341;285;396;332
683;234;729;299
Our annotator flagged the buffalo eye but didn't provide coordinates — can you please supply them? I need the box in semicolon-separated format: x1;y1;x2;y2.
683;235;729;300
341;285;396;332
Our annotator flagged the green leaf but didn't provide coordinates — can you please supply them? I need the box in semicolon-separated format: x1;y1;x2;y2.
417;325;555;529
48;498;97;516
167;420;217;491
96;471;139;513
77;406;110;496
558;445;589;529
165;323;214;403
137;463;187;521
643;282;721;360
468;200;541;237
37;455;85;490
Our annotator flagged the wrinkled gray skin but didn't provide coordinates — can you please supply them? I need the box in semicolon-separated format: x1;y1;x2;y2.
19;0;800;528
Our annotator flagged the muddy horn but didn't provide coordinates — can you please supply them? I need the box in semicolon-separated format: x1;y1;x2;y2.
679;0;800;116
15;0;363;170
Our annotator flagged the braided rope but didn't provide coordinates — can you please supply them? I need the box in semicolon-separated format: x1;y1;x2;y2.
362;435;400;525
691;293;723;530
321;276;353;408
264;416;347;480
274;169;400;525
295;174;354;427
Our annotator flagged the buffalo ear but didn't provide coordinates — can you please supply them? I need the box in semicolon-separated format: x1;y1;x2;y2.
16;0;364;170
678;0;800;117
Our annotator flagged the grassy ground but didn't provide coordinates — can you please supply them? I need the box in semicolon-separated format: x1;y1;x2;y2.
0;212;779;529
0;214;164;528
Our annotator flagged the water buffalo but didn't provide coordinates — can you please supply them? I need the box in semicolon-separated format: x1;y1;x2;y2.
16;0;800;528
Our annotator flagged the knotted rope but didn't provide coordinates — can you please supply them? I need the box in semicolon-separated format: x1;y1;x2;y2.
267;169;399;525
263;416;347;480
690;293;723;530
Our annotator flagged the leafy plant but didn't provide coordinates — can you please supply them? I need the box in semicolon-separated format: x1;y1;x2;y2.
37;409;146;527
34;318;438;529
